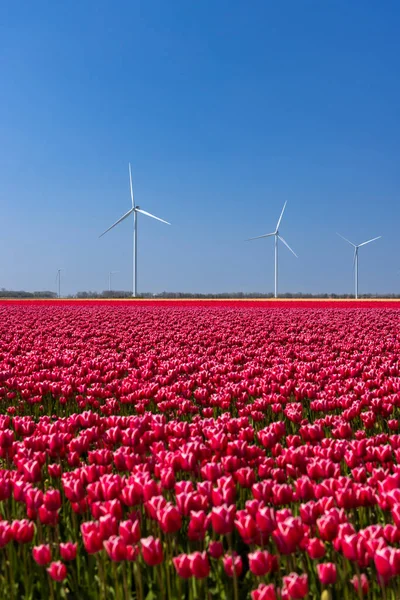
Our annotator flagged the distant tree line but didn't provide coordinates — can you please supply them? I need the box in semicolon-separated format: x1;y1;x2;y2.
0;288;57;299
1;288;400;299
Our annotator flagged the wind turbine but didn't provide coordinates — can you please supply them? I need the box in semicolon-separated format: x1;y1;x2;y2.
99;164;171;298
337;233;381;299
108;270;119;292
55;269;63;299
246;202;298;298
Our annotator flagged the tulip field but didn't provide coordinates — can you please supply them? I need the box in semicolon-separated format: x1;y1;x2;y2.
2;300;400;600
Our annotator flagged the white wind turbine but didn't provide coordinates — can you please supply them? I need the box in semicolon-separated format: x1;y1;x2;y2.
100;164;170;297
55;269;64;299
108;271;119;292
246;202;298;298
337;233;382;299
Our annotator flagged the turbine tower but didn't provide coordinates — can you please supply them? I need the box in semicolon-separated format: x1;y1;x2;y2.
108;270;119;292
246;202;298;298
337;233;381;299
55;269;63;299
100;164;170;297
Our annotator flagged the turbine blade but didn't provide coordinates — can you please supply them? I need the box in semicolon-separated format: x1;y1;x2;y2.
353;248;357;271
99;208;134;238
129;163;135;208
358;235;382;247
337;233;356;247
135;208;170;225
275;201;287;232
278;235;298;258
245;232;275;241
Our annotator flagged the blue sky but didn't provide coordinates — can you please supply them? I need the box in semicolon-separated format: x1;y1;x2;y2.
1;1;400;295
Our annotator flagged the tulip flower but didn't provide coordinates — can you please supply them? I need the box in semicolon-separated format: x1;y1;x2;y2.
208;540;224;559
317;563;337;585
32;544;52;566
44;488;62;511
173;553;192;578
306;538;326;559
248;550;272;576
11;519;35;544
251;584;277;600
211;504;236;535
104;536;128;561
188;551;210;578
283;573;308;599
47;561;67;582
140;536;163;566
223;553;243;577
59;542;77;561
158;503;182;534
350;573;369;595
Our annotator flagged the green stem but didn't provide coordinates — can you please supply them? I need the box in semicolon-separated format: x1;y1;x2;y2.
227;534;239;600
48;577;55;600
122;562;129;600
134;563;143;600
113;562;121;600
96;554;107;600
6;546;14;600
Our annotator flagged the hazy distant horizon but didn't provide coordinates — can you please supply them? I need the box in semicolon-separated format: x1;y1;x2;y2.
2;2;400;296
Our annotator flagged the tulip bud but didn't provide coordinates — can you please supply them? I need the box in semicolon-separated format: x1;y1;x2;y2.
208;540;224;559
59;542;77;561
223;553;243;577
47;561;67;582
173;553;192;578
317;563;337;585
188;551;210;579
32;544;52;566
248;550;272;576
140;536;163;566
44;488;62;511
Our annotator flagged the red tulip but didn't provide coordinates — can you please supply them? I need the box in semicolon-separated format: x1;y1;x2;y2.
283;573;308;599
374;547;397;579
248;550;272;576
158;503;182;534
0;521;12;548
11;519;35;544
47;561;67;582
251;583;277;600
223;553;243;577
81;522;103;554
173;553;192;578
44;488;62;511
211;504;235;535
317;514;338;542
32;544;52;566
48;464;62;478
59;542;77;561
306;538;325;559
256;507;276;534
104;536;127;561
208;540;224;559
317;563;337;585
141;536;163;566
350;573;369;595
119;519;141;545
188;551;210;578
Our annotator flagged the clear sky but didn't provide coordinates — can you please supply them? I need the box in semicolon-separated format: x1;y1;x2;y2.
1;1;400;295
